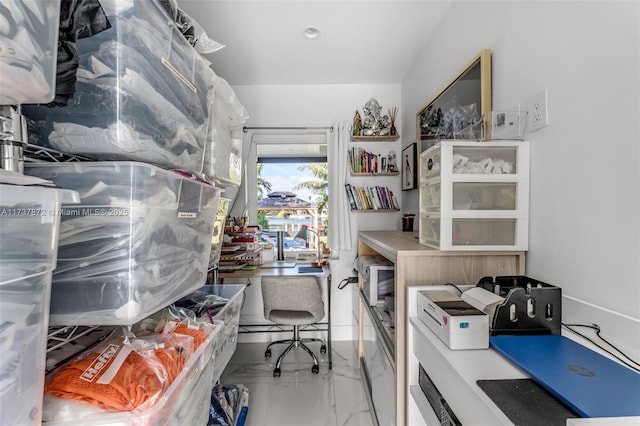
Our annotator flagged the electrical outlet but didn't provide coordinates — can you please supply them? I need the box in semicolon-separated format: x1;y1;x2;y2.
527;89;549;132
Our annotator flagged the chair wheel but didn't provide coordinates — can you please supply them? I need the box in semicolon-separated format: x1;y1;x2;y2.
312;365;319;374
273;368;281;377
265;349;271;358
320;344;327;354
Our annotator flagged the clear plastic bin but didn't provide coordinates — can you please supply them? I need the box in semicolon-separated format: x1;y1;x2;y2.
420;215;527;250
22;0;213;173
1;271;53;426
489;111;528;140
0;184;78;272
419;216;440;247
25;162;222;326
450;218;519;246
209;285;246;382
209;197;231;269
420;182;441;213
0;0;61;104
0;183;77;425
451;145;519;175
420;147;441;182
451;182;518;211
42;322;223;426
173;284;246;382
202;76;247;185
419;141;529;251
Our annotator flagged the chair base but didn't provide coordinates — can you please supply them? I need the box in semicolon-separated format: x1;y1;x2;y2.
264;325;326;377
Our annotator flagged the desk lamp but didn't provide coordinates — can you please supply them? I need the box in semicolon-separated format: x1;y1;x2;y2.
294;225;325;266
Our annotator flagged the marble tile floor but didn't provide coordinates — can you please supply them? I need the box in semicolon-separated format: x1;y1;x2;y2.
219;341;376;426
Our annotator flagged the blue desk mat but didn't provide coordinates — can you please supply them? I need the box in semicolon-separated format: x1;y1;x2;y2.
490;335;640;418
298;266;323;273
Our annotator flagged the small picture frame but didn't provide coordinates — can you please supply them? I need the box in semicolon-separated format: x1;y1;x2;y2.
402;143;417;191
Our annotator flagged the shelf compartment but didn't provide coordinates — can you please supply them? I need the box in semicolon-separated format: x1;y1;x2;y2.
25;162;221;326
420;215;528;250
22;0;212;173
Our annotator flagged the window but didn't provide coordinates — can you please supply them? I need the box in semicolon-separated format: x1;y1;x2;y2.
245;130;328;252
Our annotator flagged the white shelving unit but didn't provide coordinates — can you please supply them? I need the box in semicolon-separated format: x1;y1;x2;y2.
419;140;530;250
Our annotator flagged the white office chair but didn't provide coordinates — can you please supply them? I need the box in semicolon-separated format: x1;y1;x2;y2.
261;276;326;377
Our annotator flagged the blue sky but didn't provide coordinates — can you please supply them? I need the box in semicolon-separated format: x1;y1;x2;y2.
259;162;319;203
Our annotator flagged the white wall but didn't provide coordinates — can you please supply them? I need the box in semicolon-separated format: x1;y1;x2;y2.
402;1;640;356
228;84;403;341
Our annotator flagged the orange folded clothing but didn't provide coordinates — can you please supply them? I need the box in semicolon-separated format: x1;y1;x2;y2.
172;323;208;349
45;326;205;413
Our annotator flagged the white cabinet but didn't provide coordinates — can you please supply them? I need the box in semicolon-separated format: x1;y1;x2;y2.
419;140;530;250
357;231;525;425
360;290;396;426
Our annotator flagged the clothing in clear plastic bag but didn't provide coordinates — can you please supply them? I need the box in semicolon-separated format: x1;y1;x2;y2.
209;384;249;426
437;97;480;139
174;289;231;319
43;326;198;416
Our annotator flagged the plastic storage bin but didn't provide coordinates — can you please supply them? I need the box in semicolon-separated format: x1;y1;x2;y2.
202;76;247;185
209;284;246;382
25;161;221;326
488;111;528;140
22;0;212;173
42;322;223;426
210;197;231;269
419;140;529;250
174;284;246;382
0;183;78;426
0;0;61;104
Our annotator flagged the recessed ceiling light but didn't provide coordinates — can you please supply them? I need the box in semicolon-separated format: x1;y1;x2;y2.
303;26;320;40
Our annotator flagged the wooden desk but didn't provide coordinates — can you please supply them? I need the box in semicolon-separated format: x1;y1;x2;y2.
218;263;333;369
358;231;525;426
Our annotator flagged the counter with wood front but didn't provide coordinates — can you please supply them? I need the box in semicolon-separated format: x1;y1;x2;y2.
356;231;525;426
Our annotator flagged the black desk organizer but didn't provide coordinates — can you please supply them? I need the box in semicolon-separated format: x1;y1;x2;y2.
476;275;561;336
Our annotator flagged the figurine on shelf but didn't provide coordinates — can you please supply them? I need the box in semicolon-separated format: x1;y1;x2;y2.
352;110;362;136
387;150;398;172
361;98;391;136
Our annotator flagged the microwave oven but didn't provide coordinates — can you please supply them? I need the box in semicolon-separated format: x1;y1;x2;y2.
362;264;395;306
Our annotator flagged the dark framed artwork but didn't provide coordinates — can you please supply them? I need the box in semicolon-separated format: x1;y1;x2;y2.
402;143;417;191
416;49;492;152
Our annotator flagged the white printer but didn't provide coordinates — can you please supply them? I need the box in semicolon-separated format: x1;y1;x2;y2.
416;286;501;350
417;276;563;350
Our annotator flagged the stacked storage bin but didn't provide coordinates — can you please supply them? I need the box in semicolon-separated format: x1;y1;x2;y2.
0;0;61;105
16;0;246;422
22;0;212;173
0;173;78;425
26;162;221;326
42;318;224;425
202;76;248;185
419;140;530;250
22;0;224;321
174;284;247;382
0;1;66;423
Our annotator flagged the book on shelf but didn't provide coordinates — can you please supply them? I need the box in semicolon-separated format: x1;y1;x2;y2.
344;183;358;210
344;183;398;211
348;147;389;174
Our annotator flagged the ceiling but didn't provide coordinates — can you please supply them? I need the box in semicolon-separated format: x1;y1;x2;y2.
178;0;453;86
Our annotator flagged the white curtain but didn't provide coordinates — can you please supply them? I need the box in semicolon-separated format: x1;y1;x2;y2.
327;122;352;253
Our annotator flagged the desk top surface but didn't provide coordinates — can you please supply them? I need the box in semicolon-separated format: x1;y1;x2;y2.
218;263;330;279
